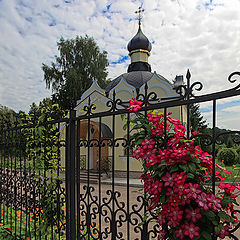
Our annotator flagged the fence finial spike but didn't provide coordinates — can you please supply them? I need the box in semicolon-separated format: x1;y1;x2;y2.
186;69;191;80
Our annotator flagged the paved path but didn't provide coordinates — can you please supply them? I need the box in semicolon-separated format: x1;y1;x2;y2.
77;180;240;240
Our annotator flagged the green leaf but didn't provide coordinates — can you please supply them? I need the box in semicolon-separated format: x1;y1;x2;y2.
136;138;144;146
218;211;231;222
39;115;45;122
170;164;178;173
132;124;144;130
214;225;222;234
201;230;212;240
187;173;195;179
204;210;218;225
188;162;196;172
179;164;189;172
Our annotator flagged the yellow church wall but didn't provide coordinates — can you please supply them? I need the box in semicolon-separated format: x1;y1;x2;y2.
148;87;167;98
112;114;143;172
141;74;177;97
146;77;170;90
109;78;135;100
76;93;111;115
116;90;134;102
79;81;105;101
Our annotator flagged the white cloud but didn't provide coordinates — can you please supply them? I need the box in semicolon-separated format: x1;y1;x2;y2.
0;0;239;132
223;105;240;113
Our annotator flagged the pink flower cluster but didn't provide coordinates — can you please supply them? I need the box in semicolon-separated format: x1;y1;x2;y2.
142;171;225;239
129;108;238;240
127;98;142;112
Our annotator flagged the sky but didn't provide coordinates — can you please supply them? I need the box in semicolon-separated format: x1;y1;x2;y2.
0;0;240;130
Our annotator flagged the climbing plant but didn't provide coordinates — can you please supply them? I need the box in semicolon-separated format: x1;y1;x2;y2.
127;99;239;240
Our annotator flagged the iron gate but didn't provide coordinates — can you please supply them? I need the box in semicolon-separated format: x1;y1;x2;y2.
0;70;240;239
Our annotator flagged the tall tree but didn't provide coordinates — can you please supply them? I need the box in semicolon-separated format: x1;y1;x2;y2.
0;105;17;129
42;35;109;111
190;104;208;133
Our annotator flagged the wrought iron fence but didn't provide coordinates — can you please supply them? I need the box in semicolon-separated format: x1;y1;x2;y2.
0;70;239;239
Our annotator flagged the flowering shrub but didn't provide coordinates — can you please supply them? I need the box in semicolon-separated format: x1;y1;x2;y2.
128;100;239;240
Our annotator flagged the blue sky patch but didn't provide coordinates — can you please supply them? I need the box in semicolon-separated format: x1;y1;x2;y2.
102;4;111;14
201;100;240;113
197;0;224;11
25;17;32;23
49;19;56;27
18;0;29;8
110;56;129;64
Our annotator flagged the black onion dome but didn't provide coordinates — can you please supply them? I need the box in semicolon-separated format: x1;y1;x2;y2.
127;26;152;52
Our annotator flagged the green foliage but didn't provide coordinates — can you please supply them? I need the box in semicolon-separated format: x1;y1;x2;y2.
42;35;110;111
22;102;63;171
226;136;234;148
190;104;208;133
195;127;232;154
0;107;25;160
37;179;65;235
217;148;238;166
16;102;66;238
236;146;240;160
190;104;210;152
215;144;226;156
0;106;17;129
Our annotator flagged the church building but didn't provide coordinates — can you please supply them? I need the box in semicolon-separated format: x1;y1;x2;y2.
71;19;186;175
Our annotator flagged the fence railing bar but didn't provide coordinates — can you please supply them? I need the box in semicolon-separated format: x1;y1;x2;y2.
212;99;217;194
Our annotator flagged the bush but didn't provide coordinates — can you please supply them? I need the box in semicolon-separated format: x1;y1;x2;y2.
226;136;234;148
236;146;240;161
217;148;238;166
215;144;226;156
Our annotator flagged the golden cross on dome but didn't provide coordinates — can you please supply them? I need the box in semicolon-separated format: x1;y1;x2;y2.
135;6;144;26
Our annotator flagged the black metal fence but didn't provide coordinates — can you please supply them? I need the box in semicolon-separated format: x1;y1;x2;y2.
0;70;240;239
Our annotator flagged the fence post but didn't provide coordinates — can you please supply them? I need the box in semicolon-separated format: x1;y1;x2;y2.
66;109;76;239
